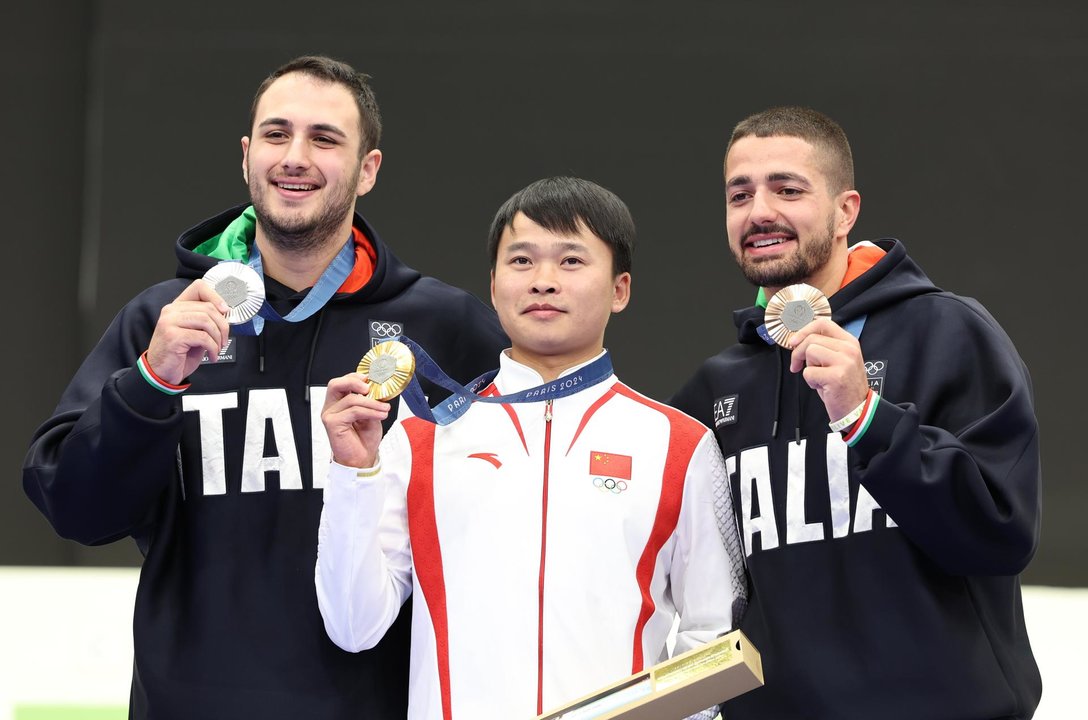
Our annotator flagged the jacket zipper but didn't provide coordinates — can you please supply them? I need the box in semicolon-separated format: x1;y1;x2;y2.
537;398;553;715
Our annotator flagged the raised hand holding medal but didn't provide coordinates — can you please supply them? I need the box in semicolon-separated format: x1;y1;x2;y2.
142;272;238;387
767;284;871;429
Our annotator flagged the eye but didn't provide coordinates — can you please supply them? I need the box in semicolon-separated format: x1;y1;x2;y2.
779;187;804;197
509;256;531;266
313;135;338;147
728;191;751;204
561;256;585;266
264;130;289;142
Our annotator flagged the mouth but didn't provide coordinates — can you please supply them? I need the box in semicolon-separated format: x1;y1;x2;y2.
742;228;796;255
749;236;790;248
272;179;321;195
523;303;564;317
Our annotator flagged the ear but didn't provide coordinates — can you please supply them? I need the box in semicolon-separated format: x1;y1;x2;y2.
240;136;250;184
611;272;632;314
356;149;383;197
489;269;497;309
835;190;861;239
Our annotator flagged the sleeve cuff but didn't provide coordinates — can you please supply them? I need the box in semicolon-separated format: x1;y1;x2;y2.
114;363;182;420
137;351;191;395
847;395;903;459
328;459;382;485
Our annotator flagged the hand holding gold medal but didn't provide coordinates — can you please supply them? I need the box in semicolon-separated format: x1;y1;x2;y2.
357;340;416;400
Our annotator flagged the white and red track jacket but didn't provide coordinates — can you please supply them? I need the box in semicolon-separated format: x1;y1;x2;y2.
316;352;746;720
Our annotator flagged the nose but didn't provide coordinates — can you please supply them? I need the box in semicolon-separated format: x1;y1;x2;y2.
281;136;311;170
749;189;777;224
529;263;559;295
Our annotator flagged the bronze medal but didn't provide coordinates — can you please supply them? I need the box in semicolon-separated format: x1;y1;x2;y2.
764;283;831;348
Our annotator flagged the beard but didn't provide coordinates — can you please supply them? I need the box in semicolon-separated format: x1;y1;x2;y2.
247;166;360;255
732;215;836;289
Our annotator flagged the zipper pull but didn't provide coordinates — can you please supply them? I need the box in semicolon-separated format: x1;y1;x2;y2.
544;399;553;422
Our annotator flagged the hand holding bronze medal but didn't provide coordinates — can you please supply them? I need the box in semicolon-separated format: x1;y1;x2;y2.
357;340;417;401
202;262;265;325
763;283;831;348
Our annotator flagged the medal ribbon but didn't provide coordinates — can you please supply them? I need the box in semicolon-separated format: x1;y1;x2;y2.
758;314;867;345
393;336;615;426
230;236;356;335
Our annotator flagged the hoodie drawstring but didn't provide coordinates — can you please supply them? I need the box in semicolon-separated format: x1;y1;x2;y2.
303;308;327;404
795;373;803;445
770;345;807;445
771;348;784;440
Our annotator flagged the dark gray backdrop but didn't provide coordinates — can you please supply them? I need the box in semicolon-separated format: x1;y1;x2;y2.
4;1;1084;585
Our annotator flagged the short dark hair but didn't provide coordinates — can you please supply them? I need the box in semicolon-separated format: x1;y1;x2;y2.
249;55;382;155
487;177;634;275
727;106;854;194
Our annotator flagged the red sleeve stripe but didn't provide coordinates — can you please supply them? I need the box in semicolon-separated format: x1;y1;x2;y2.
613;384;700;673
404;419;454;720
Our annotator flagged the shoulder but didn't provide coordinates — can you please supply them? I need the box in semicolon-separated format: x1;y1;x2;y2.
613;382;713;439
410;276;492;311
671;343;768;400
877;290;1019;349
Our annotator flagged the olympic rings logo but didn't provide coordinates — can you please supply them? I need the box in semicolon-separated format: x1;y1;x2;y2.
370;321;404;337
865;360;885;376
593;477;628;494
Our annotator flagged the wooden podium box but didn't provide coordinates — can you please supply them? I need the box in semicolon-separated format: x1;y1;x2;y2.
535;630;762;720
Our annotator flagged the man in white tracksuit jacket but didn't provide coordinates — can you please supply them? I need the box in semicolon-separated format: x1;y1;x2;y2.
316;177;748;720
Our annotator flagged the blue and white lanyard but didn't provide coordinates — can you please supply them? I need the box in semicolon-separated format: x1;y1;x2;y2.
231;236;356;335
394;336;615;426
758;314;867;345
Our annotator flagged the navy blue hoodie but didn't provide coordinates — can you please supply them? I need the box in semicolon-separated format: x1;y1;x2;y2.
24;205;507;720
670;239;1041;719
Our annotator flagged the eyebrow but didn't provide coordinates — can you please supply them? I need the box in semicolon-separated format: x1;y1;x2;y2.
503;240;587;254
726;171;813;189
257;118;349;139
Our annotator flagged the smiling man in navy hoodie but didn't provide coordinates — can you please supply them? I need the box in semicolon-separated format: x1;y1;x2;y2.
24;55;505;719
671;106;1042;719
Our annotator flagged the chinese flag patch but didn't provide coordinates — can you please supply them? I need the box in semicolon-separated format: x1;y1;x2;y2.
589;451;632;480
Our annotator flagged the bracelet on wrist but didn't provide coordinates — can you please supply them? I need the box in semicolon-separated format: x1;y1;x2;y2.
829;389;872;432
137;351;191;395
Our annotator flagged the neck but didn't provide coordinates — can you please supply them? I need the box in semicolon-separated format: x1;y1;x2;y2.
765;249;850;301
508;347;604;382
254;223;352;292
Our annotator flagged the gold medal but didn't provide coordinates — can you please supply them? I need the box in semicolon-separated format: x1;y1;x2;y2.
764;283;831;348
202;262;265;325
357;340;416;401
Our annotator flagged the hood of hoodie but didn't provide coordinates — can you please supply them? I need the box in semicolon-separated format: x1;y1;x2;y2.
174;203;422;304
733;238;941;344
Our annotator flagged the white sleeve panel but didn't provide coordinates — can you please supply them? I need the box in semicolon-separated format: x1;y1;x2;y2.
671;431;748;656
315;424;414;652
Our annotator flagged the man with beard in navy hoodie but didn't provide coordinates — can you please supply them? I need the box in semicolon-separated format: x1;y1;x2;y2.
24;55;505;719
671;106;1041;719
